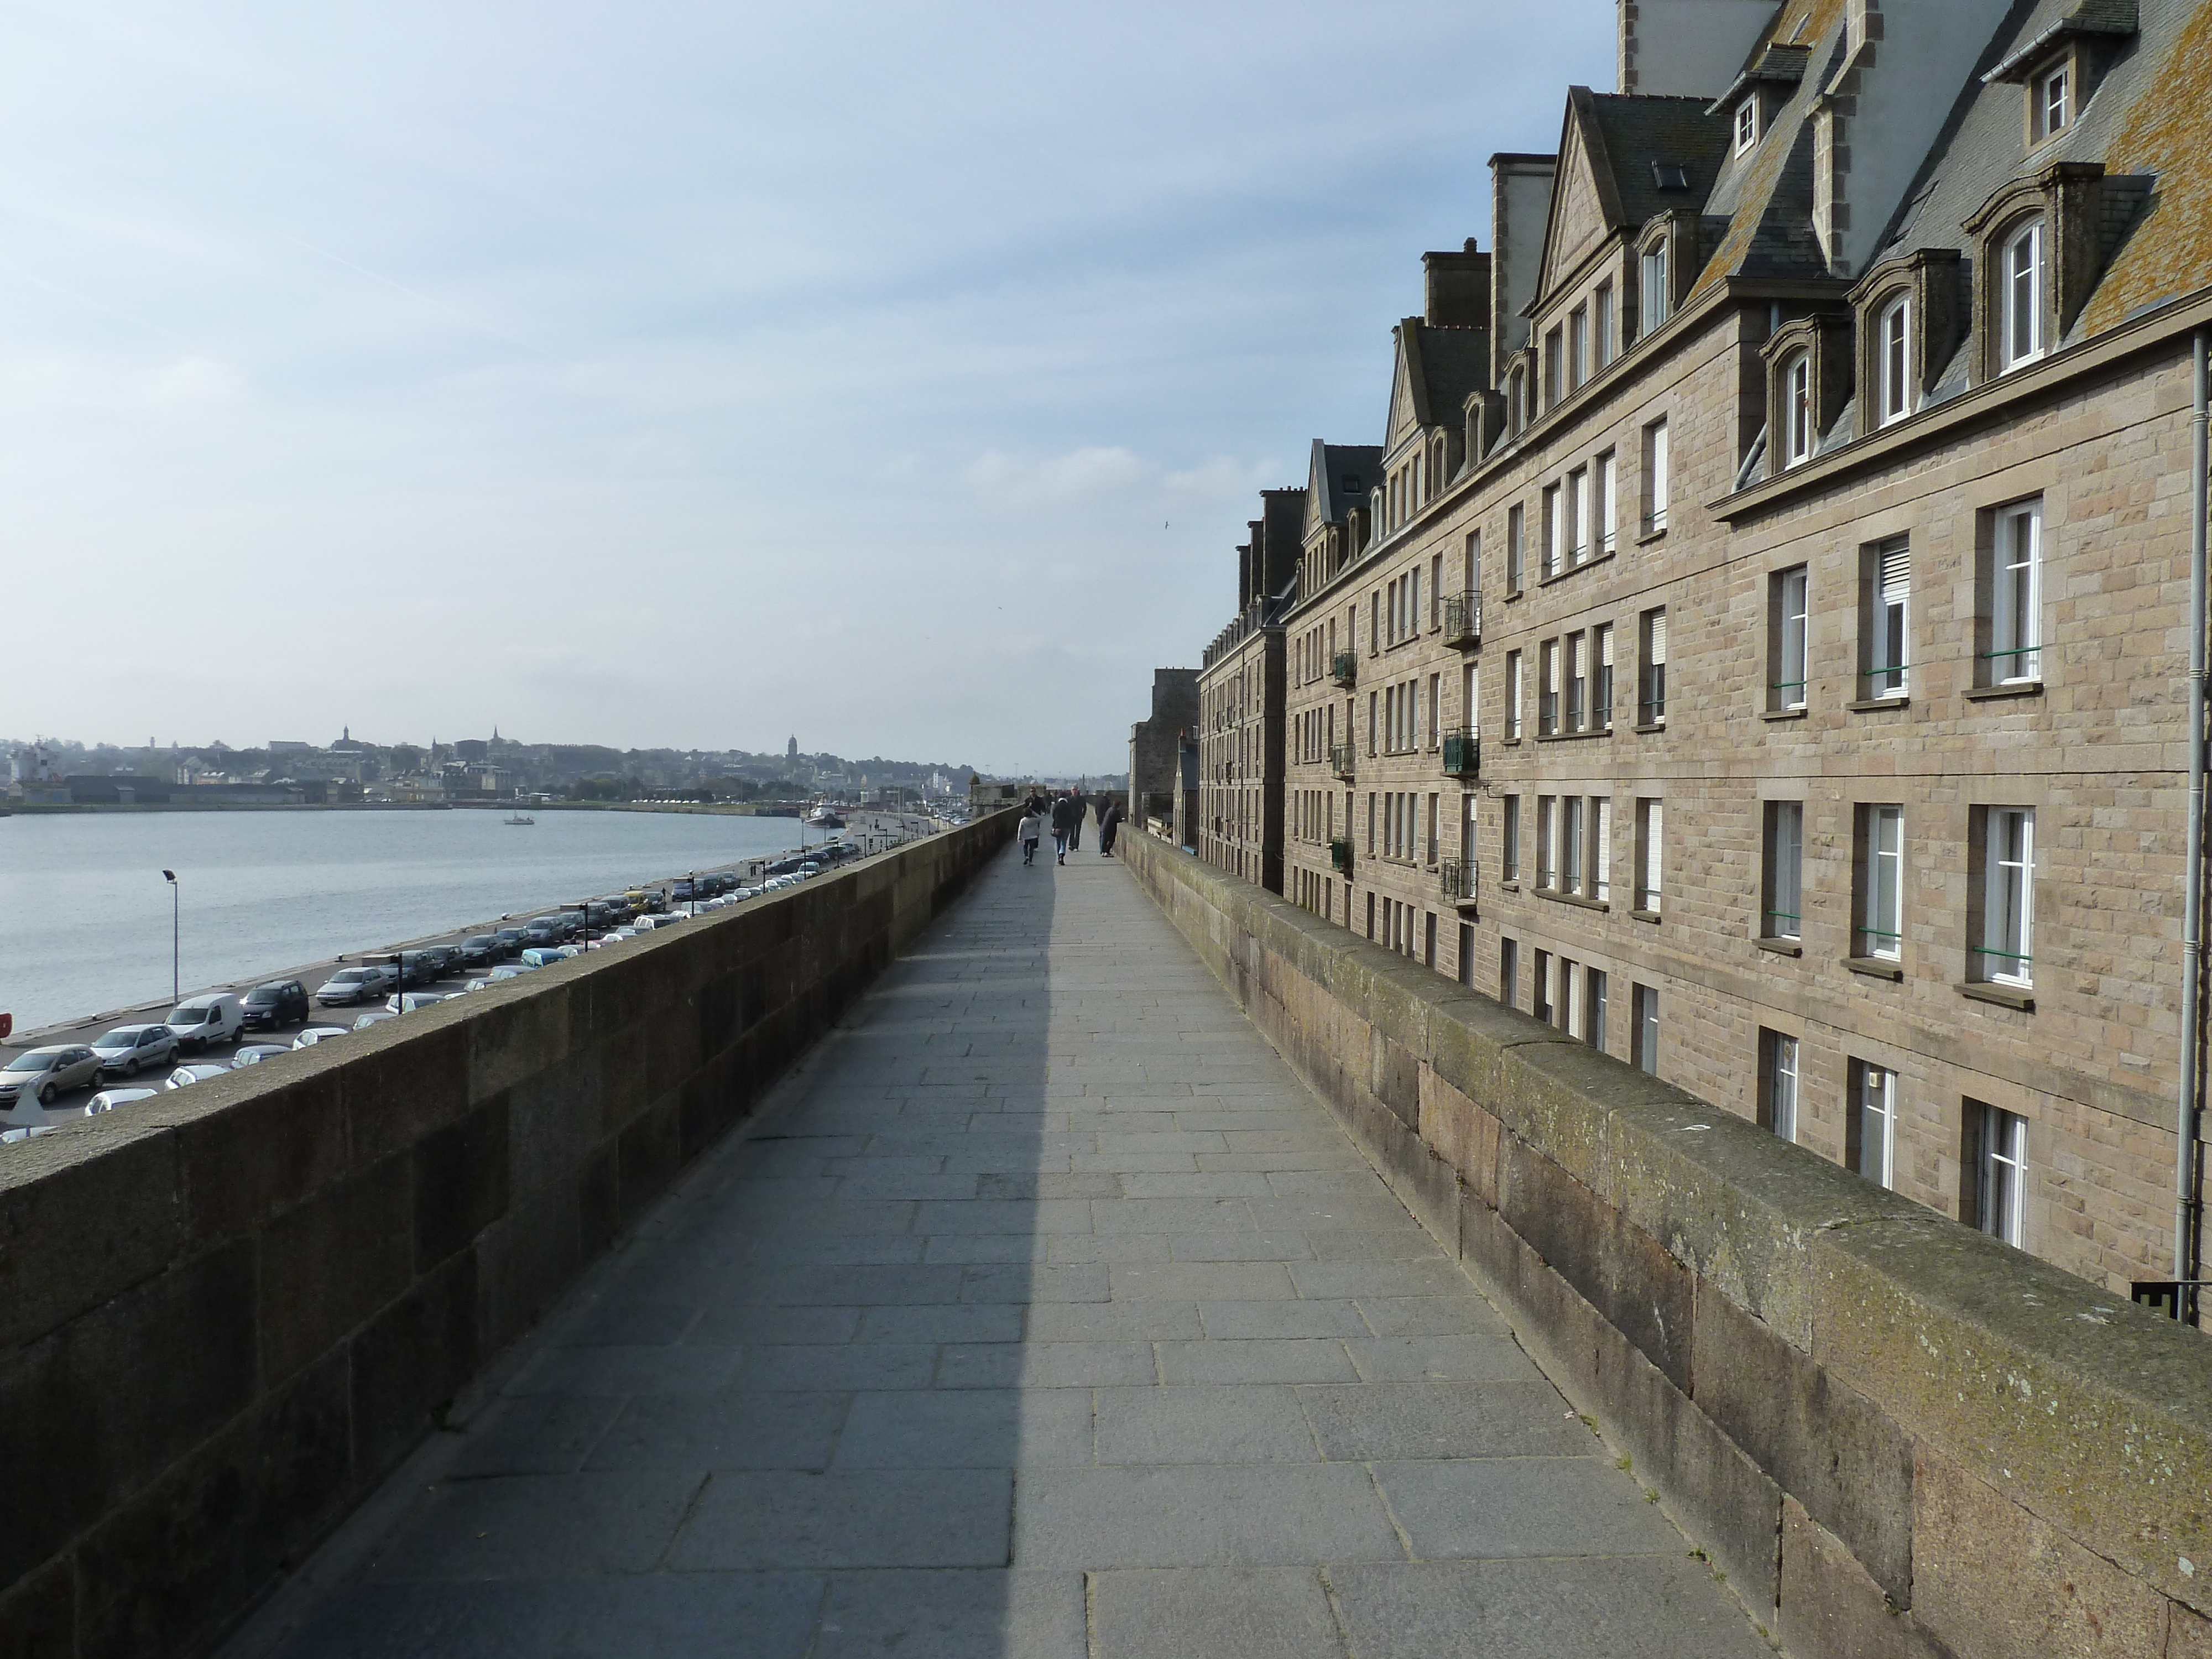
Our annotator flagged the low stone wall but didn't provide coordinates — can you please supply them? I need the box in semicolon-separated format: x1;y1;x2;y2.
1118;833;2211;1659
0;813;1015;1658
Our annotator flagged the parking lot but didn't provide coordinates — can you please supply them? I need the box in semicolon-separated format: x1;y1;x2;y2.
1;815;938;1137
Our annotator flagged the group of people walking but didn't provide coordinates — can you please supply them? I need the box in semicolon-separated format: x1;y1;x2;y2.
1017;787;1121;865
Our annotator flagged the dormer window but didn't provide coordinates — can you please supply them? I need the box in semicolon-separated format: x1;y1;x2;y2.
1640;241;1671;332
1782;352;1813;466
2000;219;2046;371
2033;61;2070;142
1877;294;1913;424
1734;98;1759;155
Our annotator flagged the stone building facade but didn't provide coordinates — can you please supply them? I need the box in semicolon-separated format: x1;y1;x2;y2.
1215;0;2212;1307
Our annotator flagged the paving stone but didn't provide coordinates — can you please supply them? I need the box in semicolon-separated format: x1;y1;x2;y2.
1326;1558;1775;1658
936;1341;1157;1389
1344;1334;1545;1384
1093;1386;1321;1465
585;1390;853;1473
1353;1296;1511;1337
854;1303;1024;1344
1299;1384;1593;1462
832;1387;1092;1469
686;1305;862;1347
670;1470;1015;1569
813;1569;1086;1658
1091;1567;1347;1659
1368;1459;1688;1558
1157;1338;1359;1385
447;1395;629;1478
1108;1262;1297;1301
364;1472;706;1580
1199;1300;1369;1339
1011;1465;1404;1567
1025;1300;1203;1342
505;1344;744;1398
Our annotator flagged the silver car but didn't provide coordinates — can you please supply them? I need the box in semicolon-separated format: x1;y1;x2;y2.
91;1024;180;1079
315;964;396;1006
0;1046;103;1108
229;1044;294;1067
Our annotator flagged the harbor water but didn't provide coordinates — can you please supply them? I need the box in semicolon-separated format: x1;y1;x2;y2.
0;808;823;1034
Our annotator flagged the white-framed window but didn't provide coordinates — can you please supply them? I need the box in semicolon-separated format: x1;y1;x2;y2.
1506;648;1524;740
1639;607;1667;723
1979;806;2034;987
1991;500;2043;683
1783;351;1814;466
1561;796;1585;895
1566;632;1587;731
1735;97;1759;155
1762;800;1802;941
1595;450;1617;555
1569;305;1589;390
1970;1100;2027;1246
1632;983;1660;1073
1591;796;1611;903
1760;1029;1799;1141
1773;565;1809;710
1542;484;1562;579
1641;242;1671;332
1869;537;1910;698
1540;639;1559;736
1859;803;1904;961
1503;794;1521;883
1506;503;1525;592
2033;60;2070;142
1595;280;1616;369
1848;1062;1896;1188
1545;325;1564;406
1536;796;1554;889
2001;220;2045;371
1567;466;1589;565
1635;797;1661;914
1594;623;1614;728
1644;418;1670;533
1879;294;1913;424
1585;969;1608;1051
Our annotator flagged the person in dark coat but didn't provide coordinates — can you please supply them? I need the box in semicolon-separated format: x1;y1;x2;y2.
1066;788;1085;851
1099;799;1123;857
1048;791;1079;864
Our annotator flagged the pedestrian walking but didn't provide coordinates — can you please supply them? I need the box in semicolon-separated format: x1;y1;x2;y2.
1017;804;1043;865
1049;791;1079;864
1099;798;1122;857
1066;788;1085;851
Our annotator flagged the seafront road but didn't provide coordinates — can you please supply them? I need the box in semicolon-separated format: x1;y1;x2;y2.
230;833;1771;1657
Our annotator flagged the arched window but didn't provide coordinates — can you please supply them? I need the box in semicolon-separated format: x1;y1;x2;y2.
1783;351;1814;467
2001;220;2045;371
1879;294;1913;424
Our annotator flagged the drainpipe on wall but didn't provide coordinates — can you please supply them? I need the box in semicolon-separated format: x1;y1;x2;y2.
2180;327;2209;1311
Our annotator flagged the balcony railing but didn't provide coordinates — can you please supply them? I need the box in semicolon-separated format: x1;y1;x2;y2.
1329;837;1354;875
1441;592;1481;649
1441;728;1480;778
1439;857;1478;902
1331;650;1358;688
1329;744;1357;780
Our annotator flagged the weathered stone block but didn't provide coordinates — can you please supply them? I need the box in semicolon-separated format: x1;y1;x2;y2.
174;1067;347;1245
0;1124;180;1352
349;1249;478;1480
413;1099;511;1272
259;1156;411;1387
1779;1496;1947;1659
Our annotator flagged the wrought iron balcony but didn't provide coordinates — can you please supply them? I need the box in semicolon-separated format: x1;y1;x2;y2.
1329;837;1354;875
1329;744;1357;780
1439;857;1478;903
1441;592;1481;649
1331;650;1358;688
1441;728;1480;779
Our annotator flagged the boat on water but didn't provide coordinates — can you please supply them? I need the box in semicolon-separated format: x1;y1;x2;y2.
504;813;536;826
806;805;845;829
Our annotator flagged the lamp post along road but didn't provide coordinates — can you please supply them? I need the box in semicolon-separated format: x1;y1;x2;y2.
162;870;179;1005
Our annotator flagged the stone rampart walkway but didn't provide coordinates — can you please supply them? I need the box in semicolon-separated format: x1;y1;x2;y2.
242;837;1769;1658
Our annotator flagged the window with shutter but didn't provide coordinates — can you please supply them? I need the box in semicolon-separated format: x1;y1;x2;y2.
1592;797;1611;902
1640;607;1668;723
1597;452;1616;554
1595;624;1614;728
1637;799;1662;914
1872;539;1910;697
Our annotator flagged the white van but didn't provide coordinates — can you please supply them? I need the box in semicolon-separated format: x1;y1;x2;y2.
164;993;246;1053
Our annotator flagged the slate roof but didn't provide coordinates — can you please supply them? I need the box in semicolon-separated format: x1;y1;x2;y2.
1309;441;1383;526
1399;322;1490;437
1582;95;1733;233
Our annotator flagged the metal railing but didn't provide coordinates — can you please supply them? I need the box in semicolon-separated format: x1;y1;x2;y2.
1332;650;1359;688
1441;592;1481;649
1441;728;1480;778
1439;857;1478;902
1329;744;1357;780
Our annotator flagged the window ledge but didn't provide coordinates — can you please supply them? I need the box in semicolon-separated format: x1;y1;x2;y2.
1959;980;2035;1011
1756;937;1804;957
1634;721;1667;734
1498;879;1521;892
1965;681;2044;702
1504;588;1525;603
1536;727;1618;743
1846;696;1909;713
1537;550;1617;589
1636;526;1668;547
1630;909;1662;925
1761;707;1809;723
1843;956;1903;982
1537;888;1611;914
1501;737;1524;748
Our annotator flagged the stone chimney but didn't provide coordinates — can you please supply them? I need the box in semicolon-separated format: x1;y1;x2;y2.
1422;242;1491;328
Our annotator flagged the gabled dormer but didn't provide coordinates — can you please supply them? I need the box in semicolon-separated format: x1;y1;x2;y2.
1705;42;1808;167
1299;440;1381;594
1980;0;2140;152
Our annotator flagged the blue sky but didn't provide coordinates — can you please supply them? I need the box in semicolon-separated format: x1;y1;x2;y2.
1;2;1613;773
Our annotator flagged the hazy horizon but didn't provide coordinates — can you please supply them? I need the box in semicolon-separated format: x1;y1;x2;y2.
3;2;1612;773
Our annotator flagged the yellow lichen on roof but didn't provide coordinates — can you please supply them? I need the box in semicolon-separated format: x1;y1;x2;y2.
2079;0;2212;333
1683;0;1847;306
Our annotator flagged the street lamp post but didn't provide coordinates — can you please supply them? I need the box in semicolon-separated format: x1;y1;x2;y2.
688;873;697;919
162;870;179;1004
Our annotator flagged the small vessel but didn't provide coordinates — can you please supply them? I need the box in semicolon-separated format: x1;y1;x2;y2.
504;813;536;826
806;805;845;829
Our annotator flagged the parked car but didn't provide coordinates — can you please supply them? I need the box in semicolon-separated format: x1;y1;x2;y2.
383;992;448;1013
456;936;498;971
292;1026;349;1048
86;1087;158;1112
494;926;530;953
397;950;441;987
315;965;394;1006
164;1063;232;1088
165;993;246;1053
519;947;568;968
229;1044;294;1067
91;1024;180;1078
241;979;311;1030
0;1046;103;1108
485;964;529;982
521;917;564;946
352;1011;397;1031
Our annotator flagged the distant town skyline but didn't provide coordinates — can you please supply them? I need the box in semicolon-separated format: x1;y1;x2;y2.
0;1;1611;774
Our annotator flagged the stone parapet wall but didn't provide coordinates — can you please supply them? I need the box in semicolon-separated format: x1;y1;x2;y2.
1119;829;2212;1659
0;812;1015;1659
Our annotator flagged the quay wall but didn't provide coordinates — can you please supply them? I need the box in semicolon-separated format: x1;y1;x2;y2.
1119;830;2212;1659
0;812;1015;1658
